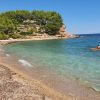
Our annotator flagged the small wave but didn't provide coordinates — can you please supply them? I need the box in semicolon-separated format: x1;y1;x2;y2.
18;59;32;67
6;54;10;57
91;86;100;92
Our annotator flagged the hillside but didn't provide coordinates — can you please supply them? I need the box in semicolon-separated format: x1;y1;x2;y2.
0;10;65;40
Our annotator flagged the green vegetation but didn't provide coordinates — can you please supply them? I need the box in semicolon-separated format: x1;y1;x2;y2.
0;33;9;40
20;32;33;35
0;10;63;39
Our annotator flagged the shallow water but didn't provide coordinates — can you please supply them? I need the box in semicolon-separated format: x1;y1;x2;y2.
4;35;100;92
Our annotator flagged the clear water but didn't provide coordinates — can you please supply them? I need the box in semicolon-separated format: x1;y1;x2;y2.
4;35;100;91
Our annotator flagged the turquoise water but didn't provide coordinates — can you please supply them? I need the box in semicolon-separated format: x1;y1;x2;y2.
4;35;100;91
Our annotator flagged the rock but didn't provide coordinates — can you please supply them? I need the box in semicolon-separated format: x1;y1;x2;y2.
9;38;13;40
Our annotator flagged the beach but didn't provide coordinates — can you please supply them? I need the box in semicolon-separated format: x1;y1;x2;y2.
0;35;75;45
0;38;100;100
0;64;46;100
0;39;75;100
0;56;74;100
0;1;100;100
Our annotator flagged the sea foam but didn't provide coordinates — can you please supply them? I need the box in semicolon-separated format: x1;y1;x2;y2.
18;59;32;67
6;54;10;57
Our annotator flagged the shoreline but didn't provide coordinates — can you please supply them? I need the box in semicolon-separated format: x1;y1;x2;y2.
0;38;75;100
0;35;77;45
0;42;75;100
0;38;100;100
0;60;74;100
0;36;72;45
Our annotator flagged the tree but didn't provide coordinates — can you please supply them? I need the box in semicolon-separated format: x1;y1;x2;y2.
0;16;15;34
0;10;63;37
31;11;63;35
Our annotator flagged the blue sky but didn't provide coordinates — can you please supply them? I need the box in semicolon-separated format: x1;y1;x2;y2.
0;0;100;34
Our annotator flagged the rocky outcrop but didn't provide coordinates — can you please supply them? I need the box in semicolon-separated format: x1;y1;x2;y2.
59;25;75;38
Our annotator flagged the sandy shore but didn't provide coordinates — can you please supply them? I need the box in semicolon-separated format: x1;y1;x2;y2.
0;34;77;46
0;63;74;100
0;64;46;100
0;36;70;45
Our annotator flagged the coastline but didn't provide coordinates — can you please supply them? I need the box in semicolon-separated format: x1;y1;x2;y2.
0;34;76;45
0;37;100;100
0;39;75;100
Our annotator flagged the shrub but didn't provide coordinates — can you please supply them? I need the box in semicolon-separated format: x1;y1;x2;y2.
20;32;33;35
0;33;9;40
10;34;21;39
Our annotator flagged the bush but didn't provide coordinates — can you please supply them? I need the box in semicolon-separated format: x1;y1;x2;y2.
0;33;9;40
10;34;21;39
20;32;33;35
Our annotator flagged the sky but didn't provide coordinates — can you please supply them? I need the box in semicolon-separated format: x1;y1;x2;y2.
0;0;100;34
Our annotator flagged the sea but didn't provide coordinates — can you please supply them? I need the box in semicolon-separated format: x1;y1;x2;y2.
3;33;100;93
